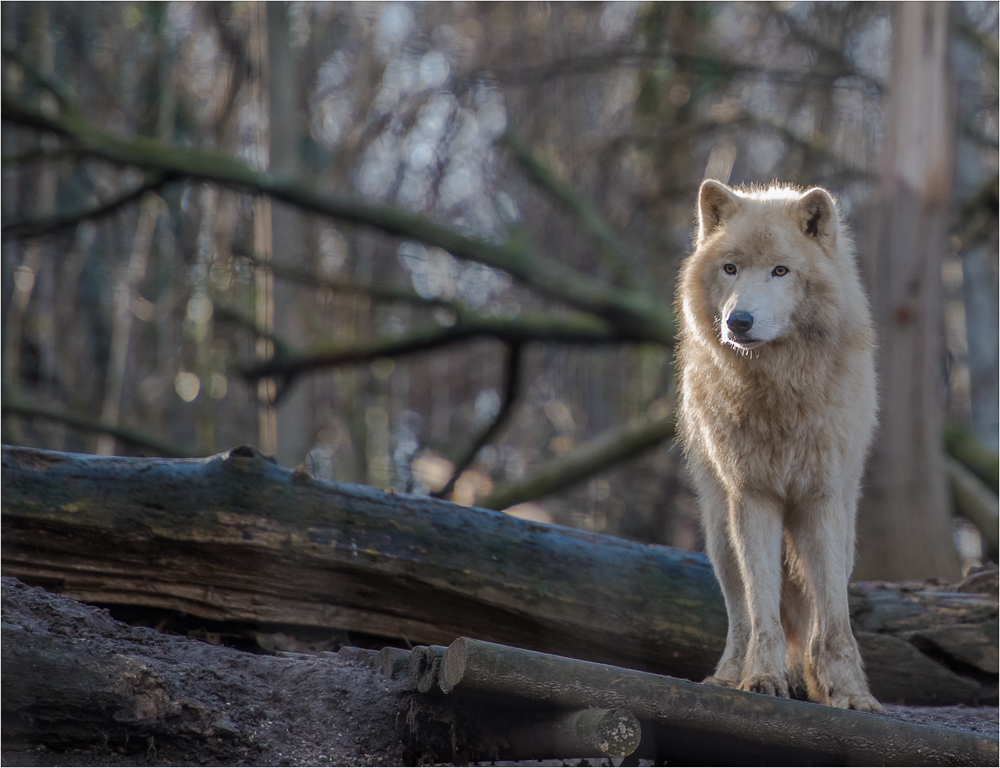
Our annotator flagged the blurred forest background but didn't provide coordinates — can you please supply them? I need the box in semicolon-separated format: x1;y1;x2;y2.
2;2;997;581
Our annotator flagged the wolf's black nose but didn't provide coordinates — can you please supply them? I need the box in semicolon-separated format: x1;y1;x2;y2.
726;311;754;334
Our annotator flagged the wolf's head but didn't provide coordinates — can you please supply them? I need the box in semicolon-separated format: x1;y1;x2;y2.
685;180;846;352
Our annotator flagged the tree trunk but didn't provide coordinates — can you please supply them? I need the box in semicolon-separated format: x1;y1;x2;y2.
2;445;995;705
265;1;313;468
857;2;962;581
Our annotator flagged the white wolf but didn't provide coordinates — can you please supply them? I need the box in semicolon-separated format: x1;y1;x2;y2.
675;180;883;712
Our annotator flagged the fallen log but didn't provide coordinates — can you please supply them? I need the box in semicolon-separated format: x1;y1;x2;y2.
2;445;996;704
437;637;998;767
2;578;995;766
0;577;417;765
1;578;639;764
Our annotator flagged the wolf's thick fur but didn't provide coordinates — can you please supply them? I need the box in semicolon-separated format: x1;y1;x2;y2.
675;180;882;712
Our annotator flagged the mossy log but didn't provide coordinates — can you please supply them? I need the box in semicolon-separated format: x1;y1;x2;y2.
2;445;996;705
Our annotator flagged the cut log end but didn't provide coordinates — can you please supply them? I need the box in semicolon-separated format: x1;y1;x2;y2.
500;707;641;760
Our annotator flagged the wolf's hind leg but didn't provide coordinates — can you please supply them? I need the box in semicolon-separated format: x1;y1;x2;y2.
780;538;813;700
789;498;884;713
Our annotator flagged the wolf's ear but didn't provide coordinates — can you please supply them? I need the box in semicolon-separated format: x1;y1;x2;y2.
697;180;740;245
795;188;840;246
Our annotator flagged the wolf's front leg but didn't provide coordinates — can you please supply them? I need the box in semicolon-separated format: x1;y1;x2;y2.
730;493;788;698
694;466;749;688
789;499;884;713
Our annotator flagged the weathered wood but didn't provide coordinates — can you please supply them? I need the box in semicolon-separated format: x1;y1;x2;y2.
377;646;412;679
0;577;416;765
2;445;996;704
1;577;632;764
0;444;728;680
439;637;998;767
408;645;448;694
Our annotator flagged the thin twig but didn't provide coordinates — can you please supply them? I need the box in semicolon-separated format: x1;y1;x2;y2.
500;133;647;292
433;342;524;500
2;44;78;114
2;172;172;240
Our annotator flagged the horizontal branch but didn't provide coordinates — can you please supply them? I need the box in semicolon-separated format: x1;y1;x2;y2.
1;398;192;458
492;46;883;93
2;97;674;345
232;249;459;310
945;421;999;491
478;408;677;510
946;456;999;562
241;310;625;381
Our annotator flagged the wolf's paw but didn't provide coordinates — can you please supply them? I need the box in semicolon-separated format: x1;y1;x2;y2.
702;674;739;689
831;690;885;713
740;672;789;699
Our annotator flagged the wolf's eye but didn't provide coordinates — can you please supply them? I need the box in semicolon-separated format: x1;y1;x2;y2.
723;263;737;275
772;265;789;276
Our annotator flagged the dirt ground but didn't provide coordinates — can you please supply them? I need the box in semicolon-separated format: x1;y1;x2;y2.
1;578;996;767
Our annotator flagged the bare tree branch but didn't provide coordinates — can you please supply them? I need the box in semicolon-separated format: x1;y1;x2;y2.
231;248;461;311
1;97;675;345
478;408;676;510
1;398;193;458
501;134;647;292
213;304;295;358
240;310;625;383
2;173;172;239
434;342;524;500
492;47;883;93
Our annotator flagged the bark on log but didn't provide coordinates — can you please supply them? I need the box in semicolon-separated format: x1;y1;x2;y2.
0;577;417;765
2;445;996;705
438;638;998;767
334;644;643;759
2;577;635;764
